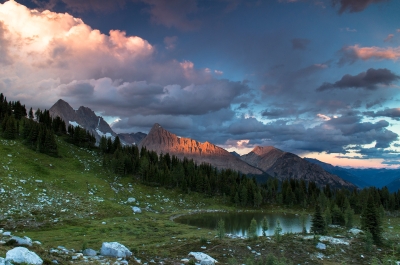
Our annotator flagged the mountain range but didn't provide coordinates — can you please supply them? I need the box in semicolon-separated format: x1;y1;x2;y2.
305;158;400;192
51;99;400;190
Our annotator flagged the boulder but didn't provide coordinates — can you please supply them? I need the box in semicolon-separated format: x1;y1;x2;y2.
2;232;11;236
83;248;97;256
11;236;32;246
316;242;326;250
132;206;141;213
348;228;363;235
100;242;132;258
6;247;43;265
189;252;217;264
127;198;136;203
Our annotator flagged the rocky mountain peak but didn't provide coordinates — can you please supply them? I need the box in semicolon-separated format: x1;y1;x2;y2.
139;123;263;175
251;146;282;156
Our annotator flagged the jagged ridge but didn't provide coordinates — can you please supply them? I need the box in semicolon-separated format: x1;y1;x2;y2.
139;123;263;175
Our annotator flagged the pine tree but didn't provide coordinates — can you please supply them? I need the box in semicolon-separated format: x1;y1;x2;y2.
248;218;258;240
361;194;382;245
311;204;326;235
217;219;225;240
274;219;282;242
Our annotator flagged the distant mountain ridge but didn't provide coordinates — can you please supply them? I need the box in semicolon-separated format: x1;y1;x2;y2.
49;99;145;145
304;158;369;188
305;158;400;189
139;123;263;175
241;146;357;189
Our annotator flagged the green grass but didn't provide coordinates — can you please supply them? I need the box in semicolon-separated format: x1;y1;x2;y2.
2;137;400;264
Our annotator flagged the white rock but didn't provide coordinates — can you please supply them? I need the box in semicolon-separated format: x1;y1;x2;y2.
348;228;363;235
127;198;136;203
132;206;141;213
6;247;43;265
3;232;11;236
316;243;326;250
11;236;32;246
83;249;97;256
100;242;132;258
189;252;217;264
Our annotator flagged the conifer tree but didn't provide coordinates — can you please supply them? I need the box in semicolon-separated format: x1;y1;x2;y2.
217;219;225;240
311;204;326;235
361;194;382;245
248;218;258;240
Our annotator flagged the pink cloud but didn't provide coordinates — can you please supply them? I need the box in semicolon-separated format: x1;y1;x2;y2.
341;44;400;63
0;1;241;118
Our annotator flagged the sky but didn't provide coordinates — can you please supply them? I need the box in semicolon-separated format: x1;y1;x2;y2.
0;0;400;168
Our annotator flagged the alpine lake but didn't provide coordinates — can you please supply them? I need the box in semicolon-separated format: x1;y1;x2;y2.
174;211;312;237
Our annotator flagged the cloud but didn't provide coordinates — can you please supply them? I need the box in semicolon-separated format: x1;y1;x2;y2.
224;112;398;155
291;38;311;50
164;36;178;50
341;27;357;32
332;0;389;14
317;68;400;91
0;21;11;65
339;44;400;64
141;0;200;31
0;1;248;119
365;98;386;109
52;77;249;116
365;108;400;120
384;34;394;42
29;0;128;13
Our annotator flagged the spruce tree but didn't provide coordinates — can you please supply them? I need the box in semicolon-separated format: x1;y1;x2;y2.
248;218;258;240
361;194;382;245
311;204;326;235
217;219;225;240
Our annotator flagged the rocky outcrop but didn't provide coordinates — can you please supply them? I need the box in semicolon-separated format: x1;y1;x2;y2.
49;99;116;143
139;124;263;175
241;146;356;189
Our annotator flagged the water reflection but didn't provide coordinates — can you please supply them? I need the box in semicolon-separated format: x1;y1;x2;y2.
175;212;311;237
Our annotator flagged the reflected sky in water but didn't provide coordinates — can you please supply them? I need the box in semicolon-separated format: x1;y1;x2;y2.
175;212;312;237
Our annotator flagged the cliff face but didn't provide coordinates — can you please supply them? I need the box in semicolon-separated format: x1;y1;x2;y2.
139;124;263;175
49;99;116;142
241;146;356;189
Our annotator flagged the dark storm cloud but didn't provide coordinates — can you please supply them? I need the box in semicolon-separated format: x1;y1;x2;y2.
331;0;389;14
291;38;311;50
59;81;95;96
364;108;400;120
365;98;386;109
62;78;248;117
224;111;397;157
317;68;400;91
